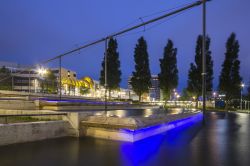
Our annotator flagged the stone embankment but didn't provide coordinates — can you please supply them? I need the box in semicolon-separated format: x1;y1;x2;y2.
0;102;202;145
0;120;75;146
80;112;202;142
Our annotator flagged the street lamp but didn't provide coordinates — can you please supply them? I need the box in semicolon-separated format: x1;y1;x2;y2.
37;67;47;76
213;92;217;100
240;83;245;110
37;67;47;93
176;94;180;100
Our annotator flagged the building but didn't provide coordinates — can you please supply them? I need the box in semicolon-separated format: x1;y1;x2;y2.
149;75;161;101
1;61;133;100
127;75;161;101
0;61;93;95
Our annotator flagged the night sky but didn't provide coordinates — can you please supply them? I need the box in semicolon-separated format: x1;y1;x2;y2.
0;0;249;91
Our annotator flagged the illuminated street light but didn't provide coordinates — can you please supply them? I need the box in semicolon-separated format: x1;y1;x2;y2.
176;94;180;100
213;92;217;101
36;67;48;93
240;83;245;110
37;67;47;76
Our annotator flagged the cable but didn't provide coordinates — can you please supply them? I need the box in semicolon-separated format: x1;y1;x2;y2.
0;1;204;83
140;1;194;19
117;7;192;39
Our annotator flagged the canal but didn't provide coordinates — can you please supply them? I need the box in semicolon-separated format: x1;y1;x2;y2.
0;111;250;166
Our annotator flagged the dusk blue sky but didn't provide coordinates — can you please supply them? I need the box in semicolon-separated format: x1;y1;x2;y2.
0;0;249;91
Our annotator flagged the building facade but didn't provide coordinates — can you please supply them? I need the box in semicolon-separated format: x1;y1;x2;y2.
149;75;161;101
127;75;161;101
0;61;131;100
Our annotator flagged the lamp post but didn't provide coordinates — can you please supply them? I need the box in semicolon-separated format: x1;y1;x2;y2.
104;38;109;114
37;67;47;93
202;0;207;124
240;83;245;110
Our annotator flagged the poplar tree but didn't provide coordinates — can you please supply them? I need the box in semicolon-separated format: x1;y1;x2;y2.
100;38;121;97
187;35;213;99
219;33;242;102
158;39;178;100
131;37;151;102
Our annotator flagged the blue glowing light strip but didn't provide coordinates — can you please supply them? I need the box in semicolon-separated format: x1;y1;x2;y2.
121;113;203;135
40;98;129;105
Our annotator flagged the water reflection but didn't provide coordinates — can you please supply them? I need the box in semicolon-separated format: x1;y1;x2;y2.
120;117;202;166
1;112;250;166
93;108;190;118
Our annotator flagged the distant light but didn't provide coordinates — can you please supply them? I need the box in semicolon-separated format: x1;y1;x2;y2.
241;83;245;88
219;94;226;97
37;67;47;76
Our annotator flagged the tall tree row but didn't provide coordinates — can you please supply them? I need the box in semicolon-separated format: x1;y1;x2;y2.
100;38;121;97
158;39;178;100
130;37;151;101
187;35;214;98
218;33;242;103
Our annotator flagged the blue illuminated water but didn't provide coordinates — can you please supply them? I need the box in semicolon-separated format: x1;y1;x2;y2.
0;112;250;166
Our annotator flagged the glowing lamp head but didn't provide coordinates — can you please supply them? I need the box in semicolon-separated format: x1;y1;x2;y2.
241;83;245;88
37;68;47;76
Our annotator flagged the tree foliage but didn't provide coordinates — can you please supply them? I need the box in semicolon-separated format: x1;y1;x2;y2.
131;37;151;101
218;33;242;101
44;69;57;93
158;39;178;100
186;35;213;98
0;66;12;90
100;38;121;95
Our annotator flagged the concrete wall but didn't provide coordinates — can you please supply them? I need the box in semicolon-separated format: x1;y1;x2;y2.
0;100;37;110
0;109;65;121
0;120;75;146
63;112;95;137
80;113;203;142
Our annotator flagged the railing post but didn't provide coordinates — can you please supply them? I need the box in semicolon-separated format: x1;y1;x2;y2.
104;38;108;114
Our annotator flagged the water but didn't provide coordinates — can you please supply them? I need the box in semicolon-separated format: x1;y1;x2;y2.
0;111;250;166
91;108;192;118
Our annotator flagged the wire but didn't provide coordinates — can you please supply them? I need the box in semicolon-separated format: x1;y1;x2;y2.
117;7;192;39
140;1;194;19
0;1;202;83
115;1;195;33
145;7;192;32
